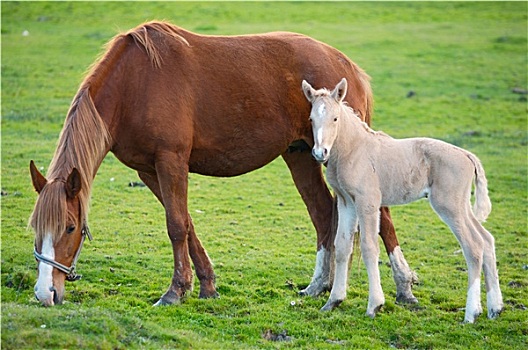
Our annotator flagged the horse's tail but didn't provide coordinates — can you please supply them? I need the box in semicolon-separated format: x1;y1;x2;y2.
353;64;374;126
467;152;492;222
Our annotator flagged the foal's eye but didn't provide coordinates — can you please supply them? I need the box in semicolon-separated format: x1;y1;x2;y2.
66;225;76;234
309;117;312;122
334;118;338;122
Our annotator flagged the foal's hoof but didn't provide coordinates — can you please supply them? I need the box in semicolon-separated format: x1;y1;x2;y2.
488;307;503;319
321;299;342;311
463;311;482;324
366;304;383;318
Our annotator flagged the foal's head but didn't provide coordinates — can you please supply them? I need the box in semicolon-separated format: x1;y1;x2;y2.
29;161;87;306
302;78;348;163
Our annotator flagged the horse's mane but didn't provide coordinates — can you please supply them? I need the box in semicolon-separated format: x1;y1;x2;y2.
82;21;190;94
30;88;110;244
31;21;187;244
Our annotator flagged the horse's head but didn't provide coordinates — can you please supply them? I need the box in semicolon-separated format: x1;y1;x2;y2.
302;78;348;163
29;161;90;306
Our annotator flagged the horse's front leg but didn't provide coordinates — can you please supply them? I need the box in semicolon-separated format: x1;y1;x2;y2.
379;207;418;304
146;159;194;306
187;214;218;299
321;195;357;311
282;150;335;297
358;198;385;318
139;172;218;300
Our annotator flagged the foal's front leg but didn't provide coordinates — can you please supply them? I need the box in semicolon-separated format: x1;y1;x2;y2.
321;196;357;311
358;199;385;318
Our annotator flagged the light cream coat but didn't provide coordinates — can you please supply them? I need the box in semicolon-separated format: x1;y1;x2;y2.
302;78;503;323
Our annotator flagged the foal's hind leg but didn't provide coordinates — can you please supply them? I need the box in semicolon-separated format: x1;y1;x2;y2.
139;171;217;300
469;215;503;318
430;196;484;323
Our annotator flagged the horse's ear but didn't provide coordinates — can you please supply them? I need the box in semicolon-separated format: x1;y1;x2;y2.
30;160;47;194
65;168;82;199
302;80;316;102
331;78;347;102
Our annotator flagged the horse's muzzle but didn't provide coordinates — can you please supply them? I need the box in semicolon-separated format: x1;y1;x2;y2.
34;285;62;307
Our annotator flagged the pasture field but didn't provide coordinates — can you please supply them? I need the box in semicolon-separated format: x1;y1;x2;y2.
2;1;527;349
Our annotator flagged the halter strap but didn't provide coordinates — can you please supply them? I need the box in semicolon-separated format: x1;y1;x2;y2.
34;225;92;282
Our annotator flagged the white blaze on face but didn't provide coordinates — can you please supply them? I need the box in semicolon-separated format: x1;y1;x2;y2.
34;234;55;303
316;103;326;144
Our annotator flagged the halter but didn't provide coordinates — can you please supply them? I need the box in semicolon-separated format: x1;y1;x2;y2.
34;225;93;282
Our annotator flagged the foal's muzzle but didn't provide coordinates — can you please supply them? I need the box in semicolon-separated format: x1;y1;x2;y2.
312;147;329;163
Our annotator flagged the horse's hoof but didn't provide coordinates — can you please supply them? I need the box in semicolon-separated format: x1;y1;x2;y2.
199;290;220;299
299;283;329;297
321;299;342;311
153;293;183;306
153;298;174;307
396;293;418;305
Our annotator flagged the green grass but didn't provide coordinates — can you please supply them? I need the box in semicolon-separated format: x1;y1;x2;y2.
2;1;527;349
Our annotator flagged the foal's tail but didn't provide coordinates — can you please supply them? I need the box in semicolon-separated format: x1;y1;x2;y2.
467;152;492;222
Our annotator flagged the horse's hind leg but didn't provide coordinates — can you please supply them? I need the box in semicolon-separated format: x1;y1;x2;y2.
470;216;503;318
380;207;418;304
138;169;216;304
283;151;335;297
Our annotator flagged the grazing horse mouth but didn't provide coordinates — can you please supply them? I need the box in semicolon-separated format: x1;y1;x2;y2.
35;285;62;307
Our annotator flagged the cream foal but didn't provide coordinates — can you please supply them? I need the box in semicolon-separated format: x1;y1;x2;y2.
302;78;503;323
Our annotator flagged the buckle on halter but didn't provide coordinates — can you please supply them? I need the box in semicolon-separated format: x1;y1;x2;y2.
82;225;93;241
66;270;82;282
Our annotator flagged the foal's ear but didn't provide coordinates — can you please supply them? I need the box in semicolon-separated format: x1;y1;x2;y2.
302;80;316;102
331;78;348;102
30;160;47;194
65;168;82;199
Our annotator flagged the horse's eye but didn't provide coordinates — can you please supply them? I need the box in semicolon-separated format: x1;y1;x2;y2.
334;118;338;122
309;117;312;122
66;225;76;234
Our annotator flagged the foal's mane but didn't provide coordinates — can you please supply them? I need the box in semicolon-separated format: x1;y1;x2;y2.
339;100;382;136
31;21;187;243
315;89;382;136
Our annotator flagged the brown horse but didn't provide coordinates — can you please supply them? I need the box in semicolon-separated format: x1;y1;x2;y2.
29;21;417;307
